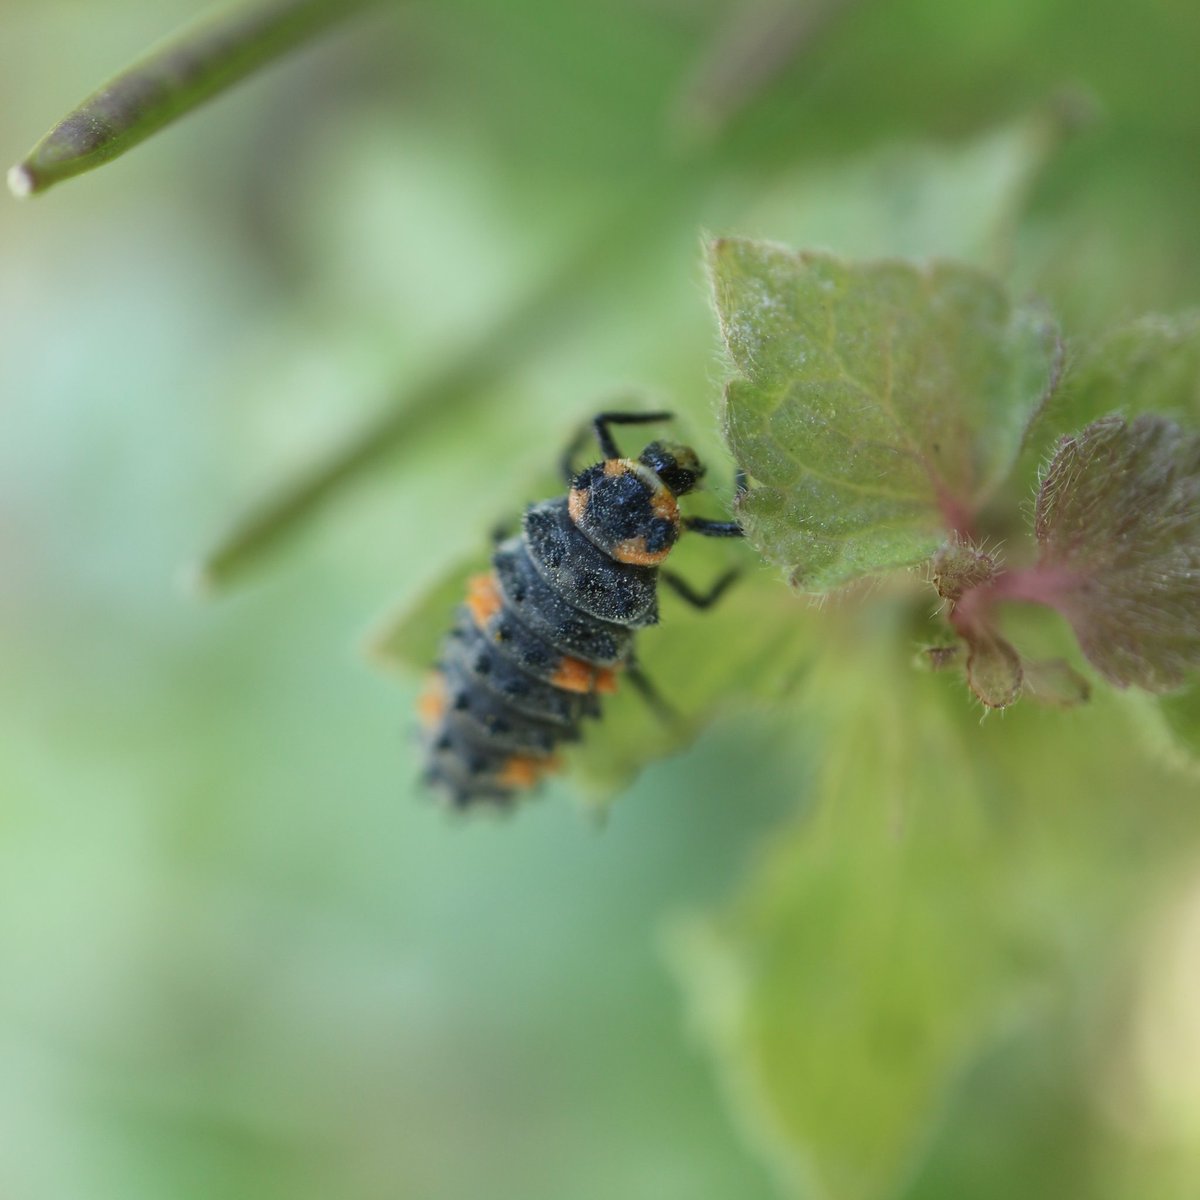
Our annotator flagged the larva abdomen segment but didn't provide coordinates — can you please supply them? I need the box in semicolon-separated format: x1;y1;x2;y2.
522;500;659;628
421;549;645;807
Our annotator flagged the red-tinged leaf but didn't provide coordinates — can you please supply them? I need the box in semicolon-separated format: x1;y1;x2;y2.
1035;415;1200;691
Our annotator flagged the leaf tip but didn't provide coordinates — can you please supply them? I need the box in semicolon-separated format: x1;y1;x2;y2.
706;236;734;274
7;163;35;199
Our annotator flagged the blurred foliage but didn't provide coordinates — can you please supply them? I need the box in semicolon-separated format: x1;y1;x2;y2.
4;1;1200;1199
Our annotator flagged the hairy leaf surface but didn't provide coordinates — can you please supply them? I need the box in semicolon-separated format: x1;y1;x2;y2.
711;240;1060;591
1024;312;1200;463
1035;415;1200;691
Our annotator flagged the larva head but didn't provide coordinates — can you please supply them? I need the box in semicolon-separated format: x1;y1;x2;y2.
638;441;705;496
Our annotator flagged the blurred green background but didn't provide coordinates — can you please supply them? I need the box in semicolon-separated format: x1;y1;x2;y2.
3;1;1200;1197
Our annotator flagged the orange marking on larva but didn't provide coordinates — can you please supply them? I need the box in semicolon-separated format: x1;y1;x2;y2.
417;673;448;728
603;458;632;476
612;537;670;566
649;486;679;522
550;656;621;694
549;655;596;693
594;667;619;695
567;486;588;525
465;571;504;629
494;753;547;792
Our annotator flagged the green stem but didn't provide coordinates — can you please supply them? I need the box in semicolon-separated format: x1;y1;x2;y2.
191;0;865;591
192;170;704;590
8;0;378;198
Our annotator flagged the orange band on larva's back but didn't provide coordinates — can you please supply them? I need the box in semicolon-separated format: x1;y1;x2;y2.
610;537;670;566
495;754;561;789
593;667;618;694
465;571;504;629
550;657;620;695
567;486;588;524
649;487;679;522
417;672;448;727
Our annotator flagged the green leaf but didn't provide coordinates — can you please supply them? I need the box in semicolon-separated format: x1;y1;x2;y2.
735;115;1064;270
564;568;813;794
710;239;1061;592
1023;312;1200;464
1156;685;1200;768
670;609;1200;1199
1020;658;1091;709
368;556;490;678
669;650;1044;1200
1034;415;1200;691
8;0;378;197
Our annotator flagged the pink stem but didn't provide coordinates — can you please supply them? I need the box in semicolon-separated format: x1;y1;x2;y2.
950;562;1080;636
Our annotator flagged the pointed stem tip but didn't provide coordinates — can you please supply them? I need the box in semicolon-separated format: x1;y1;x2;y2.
7;164;35;199
9;0;378;198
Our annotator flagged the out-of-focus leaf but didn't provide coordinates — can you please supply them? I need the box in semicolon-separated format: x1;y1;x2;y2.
672;0;864;143
1020;658;1091;708
669;648;1045;1200
191;172;702;590
1126;683;1200;778
565;570;813;794
670;603;1200;1199
1157;686;1200;770
710;239;1060;592
367;556;488;678
739;115;1065;270
1023;313;1200;463
1034;415;1200;691
8;0;378;197
905;1019;1103;1200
